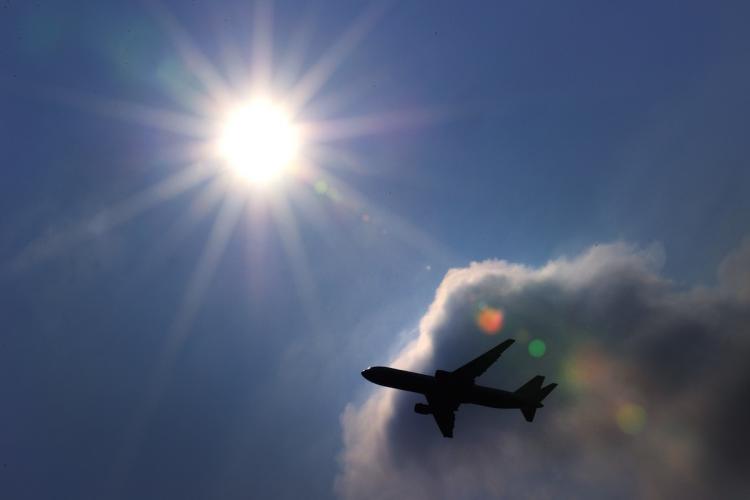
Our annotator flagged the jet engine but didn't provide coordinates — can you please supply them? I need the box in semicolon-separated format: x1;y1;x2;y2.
414;403;432;415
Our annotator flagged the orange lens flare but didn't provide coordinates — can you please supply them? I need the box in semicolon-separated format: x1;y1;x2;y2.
476;306;504;334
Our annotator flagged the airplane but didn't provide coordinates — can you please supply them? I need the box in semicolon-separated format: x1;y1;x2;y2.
361;339;557;437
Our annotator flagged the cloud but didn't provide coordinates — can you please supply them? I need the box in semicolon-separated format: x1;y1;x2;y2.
336;242;750;500
719;236;750;302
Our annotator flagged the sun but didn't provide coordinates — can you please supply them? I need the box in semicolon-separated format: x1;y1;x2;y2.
217;98;300;186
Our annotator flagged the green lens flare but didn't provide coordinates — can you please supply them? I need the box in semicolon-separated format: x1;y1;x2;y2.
528;339;546;358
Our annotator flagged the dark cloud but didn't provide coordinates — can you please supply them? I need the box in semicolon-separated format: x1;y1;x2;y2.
336;242;750;500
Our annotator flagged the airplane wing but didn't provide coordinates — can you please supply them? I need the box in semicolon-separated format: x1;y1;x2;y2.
425;394;456;438
452;338;515;381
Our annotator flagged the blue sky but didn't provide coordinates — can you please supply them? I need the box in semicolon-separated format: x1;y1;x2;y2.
2;1;750;499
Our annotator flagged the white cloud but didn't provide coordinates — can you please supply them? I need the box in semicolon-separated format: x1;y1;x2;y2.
336;242;750;500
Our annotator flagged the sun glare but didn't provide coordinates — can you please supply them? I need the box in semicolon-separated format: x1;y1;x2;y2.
218;99;300;186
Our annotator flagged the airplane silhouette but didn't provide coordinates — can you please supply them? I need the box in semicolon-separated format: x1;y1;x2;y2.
361;339;557;437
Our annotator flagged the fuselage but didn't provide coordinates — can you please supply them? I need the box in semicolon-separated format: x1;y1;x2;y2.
361;366;531;409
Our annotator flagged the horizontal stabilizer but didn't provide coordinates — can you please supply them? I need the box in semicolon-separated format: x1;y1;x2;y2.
516;376;557;422
540;383;557;401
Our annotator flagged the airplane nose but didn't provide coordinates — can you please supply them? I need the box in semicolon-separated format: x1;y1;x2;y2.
361;367;372;381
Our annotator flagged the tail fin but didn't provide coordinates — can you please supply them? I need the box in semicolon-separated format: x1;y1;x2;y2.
515;375;545;399
515;376;557;422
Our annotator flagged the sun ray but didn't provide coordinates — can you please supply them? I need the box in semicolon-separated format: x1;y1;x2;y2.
250;0;274;91
155;57;221;116
293;68;390;120
90;163;213;230
284;179;356;259
214;16;252;92
238;190;277;307
67;91;211;137
8;163;212;274
276;7;317;90
28;83;211;138
307;172;456;267
136;175;228;277
268;192;322;328
302;107;441;142
305;143;371;175
166;189;246;351
149;2;233;106
288;2;389;110
149;140;217;169
106;189;244;494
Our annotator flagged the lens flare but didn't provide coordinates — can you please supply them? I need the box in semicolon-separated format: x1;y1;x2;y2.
476;306;504;334
516;328;530;342
616;403;647;435
528;339;546;358
561;346;609;393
